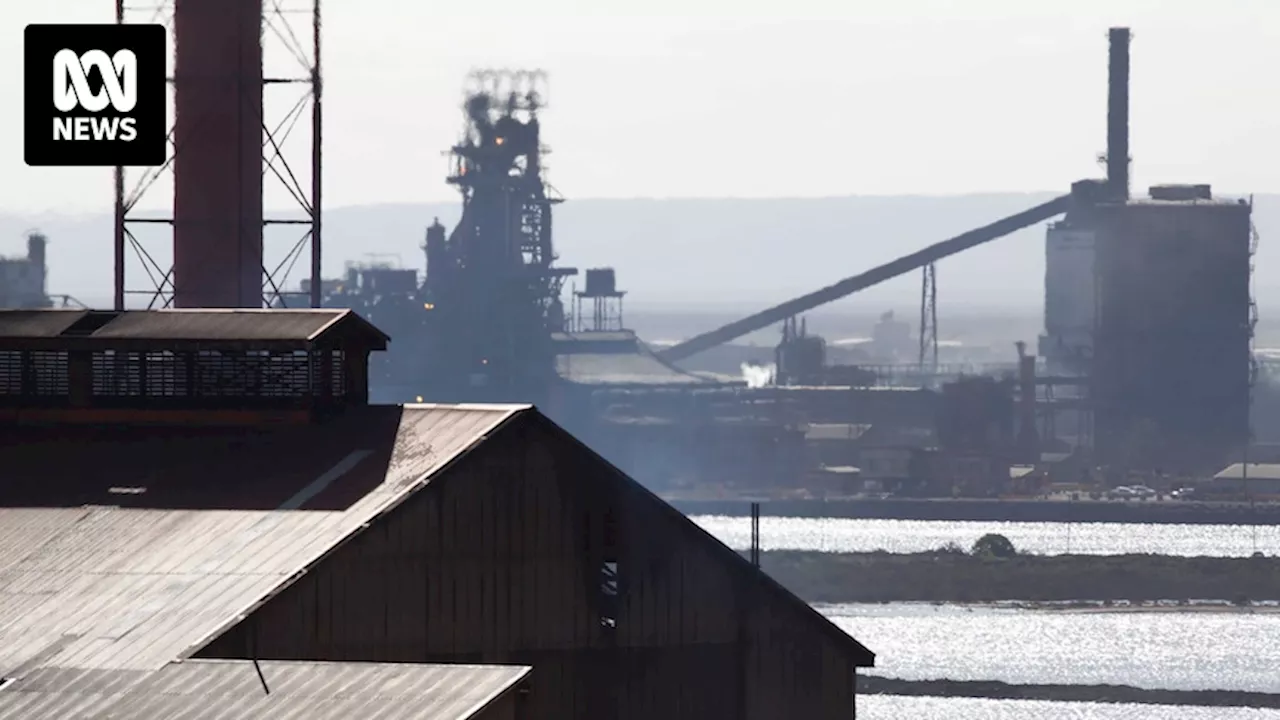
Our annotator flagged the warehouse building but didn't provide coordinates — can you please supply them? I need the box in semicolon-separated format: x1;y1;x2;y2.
0;309;874;720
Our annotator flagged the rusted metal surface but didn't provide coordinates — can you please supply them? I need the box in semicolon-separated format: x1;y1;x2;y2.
0;310;88;338
0;661;530;720
172;0;265;308
204;411;873;720
0;405;523;676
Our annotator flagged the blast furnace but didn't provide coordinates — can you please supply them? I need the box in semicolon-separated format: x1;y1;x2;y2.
419;71;577;404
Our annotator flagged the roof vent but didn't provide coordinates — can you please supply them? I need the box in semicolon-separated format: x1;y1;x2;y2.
1149;184;1212;201
0;309;391;427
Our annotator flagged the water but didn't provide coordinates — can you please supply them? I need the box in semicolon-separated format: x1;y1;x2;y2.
859;696;1280;719
717;516;1280;714
823;603;1280;693
694;515;1278;556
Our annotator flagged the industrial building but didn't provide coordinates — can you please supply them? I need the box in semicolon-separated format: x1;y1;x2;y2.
0;232;50;309
100;0;1258;494
1029;28;1256;475
1090;186;1254;472
0;308;874;719
1039;217;1097;375
1212;463;1280;497
1034;29;1255;473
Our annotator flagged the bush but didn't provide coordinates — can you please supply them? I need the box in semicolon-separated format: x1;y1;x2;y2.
972;533;1017;558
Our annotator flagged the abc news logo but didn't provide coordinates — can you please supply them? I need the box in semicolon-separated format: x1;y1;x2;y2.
53;49;140;142
24;24;165;167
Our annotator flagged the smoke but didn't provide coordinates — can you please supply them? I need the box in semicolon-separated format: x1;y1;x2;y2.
740;362;775;389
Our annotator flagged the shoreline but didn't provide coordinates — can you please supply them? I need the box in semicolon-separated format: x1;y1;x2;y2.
761;550;1280;604
859;676;1280;709
671;496;1280;526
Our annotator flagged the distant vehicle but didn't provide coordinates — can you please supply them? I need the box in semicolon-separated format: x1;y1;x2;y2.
1171;487;1200;500
1107;486;1136;499
1128;485;1157;498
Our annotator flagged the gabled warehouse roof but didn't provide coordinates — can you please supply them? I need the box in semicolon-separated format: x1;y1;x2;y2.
0;404;523;675
0;400;872;700
0;660;530;720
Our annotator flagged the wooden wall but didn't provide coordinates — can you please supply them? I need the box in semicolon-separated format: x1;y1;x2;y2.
200;414;861;719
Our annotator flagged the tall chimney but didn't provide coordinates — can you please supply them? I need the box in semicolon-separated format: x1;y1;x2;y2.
172;0;265;308
26;232;46;269
1107;27;1131;200
27;232;48;304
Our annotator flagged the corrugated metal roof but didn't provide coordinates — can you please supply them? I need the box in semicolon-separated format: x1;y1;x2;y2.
0;660;530;720
0;308;390;345
0;404;523;676
0;310;88;338
88;309;383;342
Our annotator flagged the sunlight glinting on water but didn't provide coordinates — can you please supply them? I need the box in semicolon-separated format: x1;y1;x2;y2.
693;515;1280;556
824;603;1280;694
858;695;1280;720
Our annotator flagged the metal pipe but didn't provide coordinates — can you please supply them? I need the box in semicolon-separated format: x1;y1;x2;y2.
657;194;1072;363
1107;27;1131;199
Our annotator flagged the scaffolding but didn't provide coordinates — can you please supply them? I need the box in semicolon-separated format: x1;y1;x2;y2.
112;0;322;309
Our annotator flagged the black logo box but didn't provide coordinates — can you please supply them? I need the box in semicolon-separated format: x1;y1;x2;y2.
24;24;166;167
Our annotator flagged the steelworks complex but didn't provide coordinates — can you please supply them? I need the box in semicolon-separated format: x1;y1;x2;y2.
284;26;1254;491
0;5;1264;719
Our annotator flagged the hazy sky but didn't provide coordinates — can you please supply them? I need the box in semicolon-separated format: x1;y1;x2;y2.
3;0;1278;214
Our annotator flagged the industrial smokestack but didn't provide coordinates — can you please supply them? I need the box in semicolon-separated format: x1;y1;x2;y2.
26;232;46;269
26;232;48;303
1107;27;1131;200
172;0;265;308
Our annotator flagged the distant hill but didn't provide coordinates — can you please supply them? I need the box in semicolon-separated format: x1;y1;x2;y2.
3;192;1278;326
